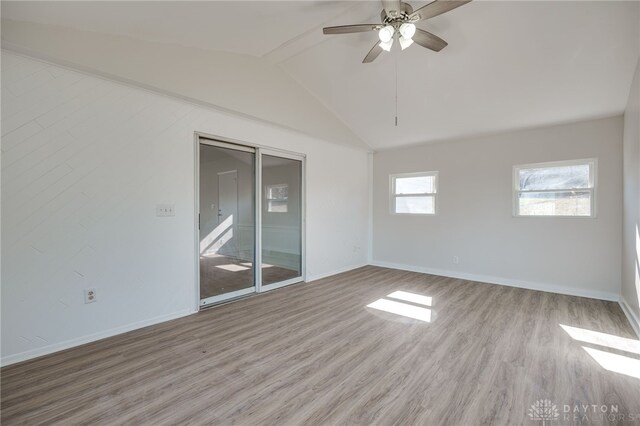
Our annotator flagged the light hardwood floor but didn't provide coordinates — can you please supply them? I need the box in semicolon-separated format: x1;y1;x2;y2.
2;266;639;425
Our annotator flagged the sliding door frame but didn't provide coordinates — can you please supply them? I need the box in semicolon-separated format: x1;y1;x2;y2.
259;148;306;293
196;137;257;308
194;132;306;311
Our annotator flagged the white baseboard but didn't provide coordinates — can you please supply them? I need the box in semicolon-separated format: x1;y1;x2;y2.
5;263;628;367
619;297;640;339
1;308;196;367
369;260;620;302
1;263;368;366
1;263;369;366
306;262;368;283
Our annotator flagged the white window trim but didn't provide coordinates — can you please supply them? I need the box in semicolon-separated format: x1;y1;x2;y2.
512;158;597;218
389;171;438;216
265;183;288;213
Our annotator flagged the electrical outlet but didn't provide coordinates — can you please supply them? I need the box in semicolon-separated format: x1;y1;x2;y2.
156;204;175;217
453;256;460;265
85;288;96;304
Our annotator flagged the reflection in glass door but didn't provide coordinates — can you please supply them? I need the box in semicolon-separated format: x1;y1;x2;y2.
198;136;305;308
199;142;255;307
260;154;303;289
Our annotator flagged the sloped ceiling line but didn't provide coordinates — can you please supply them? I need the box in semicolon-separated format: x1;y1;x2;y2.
2;1;639;150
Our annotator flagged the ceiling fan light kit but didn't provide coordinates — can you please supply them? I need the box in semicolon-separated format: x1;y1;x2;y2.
399;36;414;50
378;25;395;43
399;22;416;39
322;0;471;63
322;0;472;127
379;39;394;52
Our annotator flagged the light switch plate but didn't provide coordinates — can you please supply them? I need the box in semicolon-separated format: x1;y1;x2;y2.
156;204;175;217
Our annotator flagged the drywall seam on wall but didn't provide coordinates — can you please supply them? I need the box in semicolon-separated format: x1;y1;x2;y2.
370;261;620;302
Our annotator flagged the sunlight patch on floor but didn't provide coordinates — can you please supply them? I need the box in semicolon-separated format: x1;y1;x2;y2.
387;290;432;306
367;298;432;322
582;346;640;380
560;323;640;380
560;324;640;355
215;264;250;272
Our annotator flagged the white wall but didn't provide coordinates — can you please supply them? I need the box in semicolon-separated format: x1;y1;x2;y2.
0;19;367;150
372;116;623;300
622;57;640;335
0;51;370;365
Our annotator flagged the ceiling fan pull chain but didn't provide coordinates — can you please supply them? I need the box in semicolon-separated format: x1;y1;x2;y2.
395;49;399;127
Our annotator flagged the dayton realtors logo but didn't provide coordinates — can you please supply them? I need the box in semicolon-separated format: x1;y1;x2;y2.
528;399;560;425
562;403;638;422
529;400;639;423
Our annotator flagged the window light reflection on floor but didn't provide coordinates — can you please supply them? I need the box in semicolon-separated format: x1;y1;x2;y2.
582;346;640;380
560;323;640;380
387;290;432;306
560;324;640;355
215;264;250;272
366;298;432;322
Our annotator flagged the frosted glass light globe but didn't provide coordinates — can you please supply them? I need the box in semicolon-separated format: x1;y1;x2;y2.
378;25;395;43
399;23;416;39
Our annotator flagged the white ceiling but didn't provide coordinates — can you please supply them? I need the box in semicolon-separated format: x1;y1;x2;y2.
282;0;640;148
1;1;362;57
3;1;639;150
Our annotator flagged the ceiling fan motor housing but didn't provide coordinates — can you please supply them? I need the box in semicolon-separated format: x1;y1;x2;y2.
322;0;471;63
381;2;414;24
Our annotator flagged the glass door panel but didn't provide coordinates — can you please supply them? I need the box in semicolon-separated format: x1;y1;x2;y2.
199;142;255;306
261;154;303;287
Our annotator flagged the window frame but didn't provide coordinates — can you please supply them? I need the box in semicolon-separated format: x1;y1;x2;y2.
265;183;288;213
512;158;597;218
389;171;438;216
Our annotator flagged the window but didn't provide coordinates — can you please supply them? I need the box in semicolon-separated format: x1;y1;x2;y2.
390;172;437;215
266;184;288;213
513;159;596;217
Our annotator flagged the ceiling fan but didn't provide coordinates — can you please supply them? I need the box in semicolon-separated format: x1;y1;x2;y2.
322;0;471;63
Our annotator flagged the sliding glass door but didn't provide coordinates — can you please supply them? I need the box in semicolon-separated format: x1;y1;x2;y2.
199;142;256;307
260;153;303;290
198;137;304;307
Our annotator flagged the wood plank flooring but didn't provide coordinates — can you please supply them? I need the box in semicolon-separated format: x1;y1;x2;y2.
2;266;639;425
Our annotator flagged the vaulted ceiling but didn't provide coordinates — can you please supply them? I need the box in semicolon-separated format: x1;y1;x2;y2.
3;1;639;150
